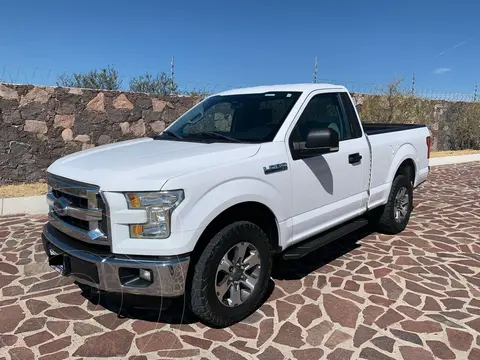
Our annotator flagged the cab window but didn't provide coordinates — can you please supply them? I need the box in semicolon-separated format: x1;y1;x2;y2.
291;92;351;143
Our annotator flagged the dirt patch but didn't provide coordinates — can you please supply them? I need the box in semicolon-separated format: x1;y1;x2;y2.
430;149;480;158
0;183;48;198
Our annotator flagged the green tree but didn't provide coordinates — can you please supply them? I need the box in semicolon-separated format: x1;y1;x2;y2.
129;72;178;95
56;65;122;90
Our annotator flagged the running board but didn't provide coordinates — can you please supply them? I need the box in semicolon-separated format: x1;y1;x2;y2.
282;218;369;260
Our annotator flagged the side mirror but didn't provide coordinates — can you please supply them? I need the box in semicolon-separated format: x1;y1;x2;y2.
306;128;339;149
294;128;339;159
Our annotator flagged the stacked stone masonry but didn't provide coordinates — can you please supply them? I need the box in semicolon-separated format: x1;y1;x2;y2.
0;83;200;184
2;82;449;185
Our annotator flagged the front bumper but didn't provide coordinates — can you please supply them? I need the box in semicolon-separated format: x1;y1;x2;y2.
42;223;190;297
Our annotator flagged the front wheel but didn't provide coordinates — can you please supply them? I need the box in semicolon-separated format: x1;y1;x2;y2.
189;221;272;327
374;174;413;234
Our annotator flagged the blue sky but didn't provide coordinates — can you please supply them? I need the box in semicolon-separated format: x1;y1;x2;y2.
0;0;477;94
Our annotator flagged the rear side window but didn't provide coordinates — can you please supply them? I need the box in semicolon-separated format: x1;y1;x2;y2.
340;92;363;138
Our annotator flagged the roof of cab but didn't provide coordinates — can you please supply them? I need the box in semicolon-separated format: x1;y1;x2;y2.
216;83;347;96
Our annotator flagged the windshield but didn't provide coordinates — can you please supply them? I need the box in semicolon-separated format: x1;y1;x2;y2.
162;92;301;143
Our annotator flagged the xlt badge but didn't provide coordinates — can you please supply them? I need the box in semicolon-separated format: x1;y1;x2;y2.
263;162;288;175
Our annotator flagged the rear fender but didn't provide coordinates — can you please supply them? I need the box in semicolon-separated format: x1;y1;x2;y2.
387;143;418;184
369;143;418;209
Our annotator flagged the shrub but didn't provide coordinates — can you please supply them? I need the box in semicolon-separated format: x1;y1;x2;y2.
56;65;122;90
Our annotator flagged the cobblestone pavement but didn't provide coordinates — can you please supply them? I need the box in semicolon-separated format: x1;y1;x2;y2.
1;163;480;360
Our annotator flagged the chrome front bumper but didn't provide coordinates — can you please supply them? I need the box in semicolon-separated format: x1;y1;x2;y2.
42;224;190;297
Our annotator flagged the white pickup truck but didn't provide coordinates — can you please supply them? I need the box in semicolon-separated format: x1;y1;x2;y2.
43;83;430;327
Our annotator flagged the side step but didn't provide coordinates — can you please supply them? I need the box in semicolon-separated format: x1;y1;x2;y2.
282;218;369;260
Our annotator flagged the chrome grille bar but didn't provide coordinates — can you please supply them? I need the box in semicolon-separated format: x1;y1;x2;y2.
47;174;109;244
46;193;102;221
48;212;107;243
47;175;99;203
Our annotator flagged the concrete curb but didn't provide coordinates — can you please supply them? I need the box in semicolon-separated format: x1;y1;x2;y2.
428;153;480;167
0;195;49;216
2;154;480;216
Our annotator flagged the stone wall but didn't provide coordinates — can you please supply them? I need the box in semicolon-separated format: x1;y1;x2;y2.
0;83;200;185
351;93;454;151
0;82;467;185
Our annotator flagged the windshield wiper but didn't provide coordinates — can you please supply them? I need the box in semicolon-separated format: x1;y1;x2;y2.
155;130;184;140
195;131;242;143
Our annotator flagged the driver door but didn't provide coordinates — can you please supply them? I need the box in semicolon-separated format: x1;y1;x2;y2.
287;91;369;246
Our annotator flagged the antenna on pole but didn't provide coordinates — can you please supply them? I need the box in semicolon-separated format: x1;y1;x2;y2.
411;72;415;95
474;82;478;101
171;55;175;84
313;57;318;83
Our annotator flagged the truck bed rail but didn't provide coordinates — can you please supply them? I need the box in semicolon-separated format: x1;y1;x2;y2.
362;123;427;136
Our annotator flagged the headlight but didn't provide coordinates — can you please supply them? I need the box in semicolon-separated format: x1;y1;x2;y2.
125;190;184;239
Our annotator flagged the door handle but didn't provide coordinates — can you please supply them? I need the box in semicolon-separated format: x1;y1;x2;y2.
348;153;362;164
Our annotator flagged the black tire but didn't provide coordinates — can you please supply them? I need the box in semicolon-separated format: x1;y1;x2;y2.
374;174;413;234
189;221;272;328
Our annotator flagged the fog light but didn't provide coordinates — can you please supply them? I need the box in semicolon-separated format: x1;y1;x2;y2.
139;269;152;282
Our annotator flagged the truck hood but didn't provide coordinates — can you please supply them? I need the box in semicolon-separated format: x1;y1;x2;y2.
47;138;260;191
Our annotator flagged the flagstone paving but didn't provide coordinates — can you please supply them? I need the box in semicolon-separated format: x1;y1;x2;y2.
1;162;480;359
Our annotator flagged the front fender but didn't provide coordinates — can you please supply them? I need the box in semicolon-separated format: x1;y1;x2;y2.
174;177;287;232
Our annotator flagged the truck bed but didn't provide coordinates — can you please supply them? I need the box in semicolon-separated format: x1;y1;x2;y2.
365;121;430;210
363;123;427;136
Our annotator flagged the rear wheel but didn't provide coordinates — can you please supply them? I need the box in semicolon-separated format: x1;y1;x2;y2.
189;221;272;327
374;174;413;234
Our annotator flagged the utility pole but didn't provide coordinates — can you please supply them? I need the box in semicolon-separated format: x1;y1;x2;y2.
474;82;478;101
312;57;318;83
411;72;415;95
171;55;175;84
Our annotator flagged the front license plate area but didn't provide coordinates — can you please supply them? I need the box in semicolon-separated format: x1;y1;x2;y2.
46;244;99;283
47;244;70;276
69;257;99;284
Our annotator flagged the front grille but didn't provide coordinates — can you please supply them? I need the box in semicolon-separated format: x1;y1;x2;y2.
61;215;90;231
52;189;88;208
97;195;109;235
47;174;110;246
46;223;111;254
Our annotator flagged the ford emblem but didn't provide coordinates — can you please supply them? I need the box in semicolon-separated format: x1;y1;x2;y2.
53;199;69;216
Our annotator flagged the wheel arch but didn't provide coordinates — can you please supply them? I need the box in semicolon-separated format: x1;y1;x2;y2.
387;143;418;185
190;201;280;265
395;158;416;184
